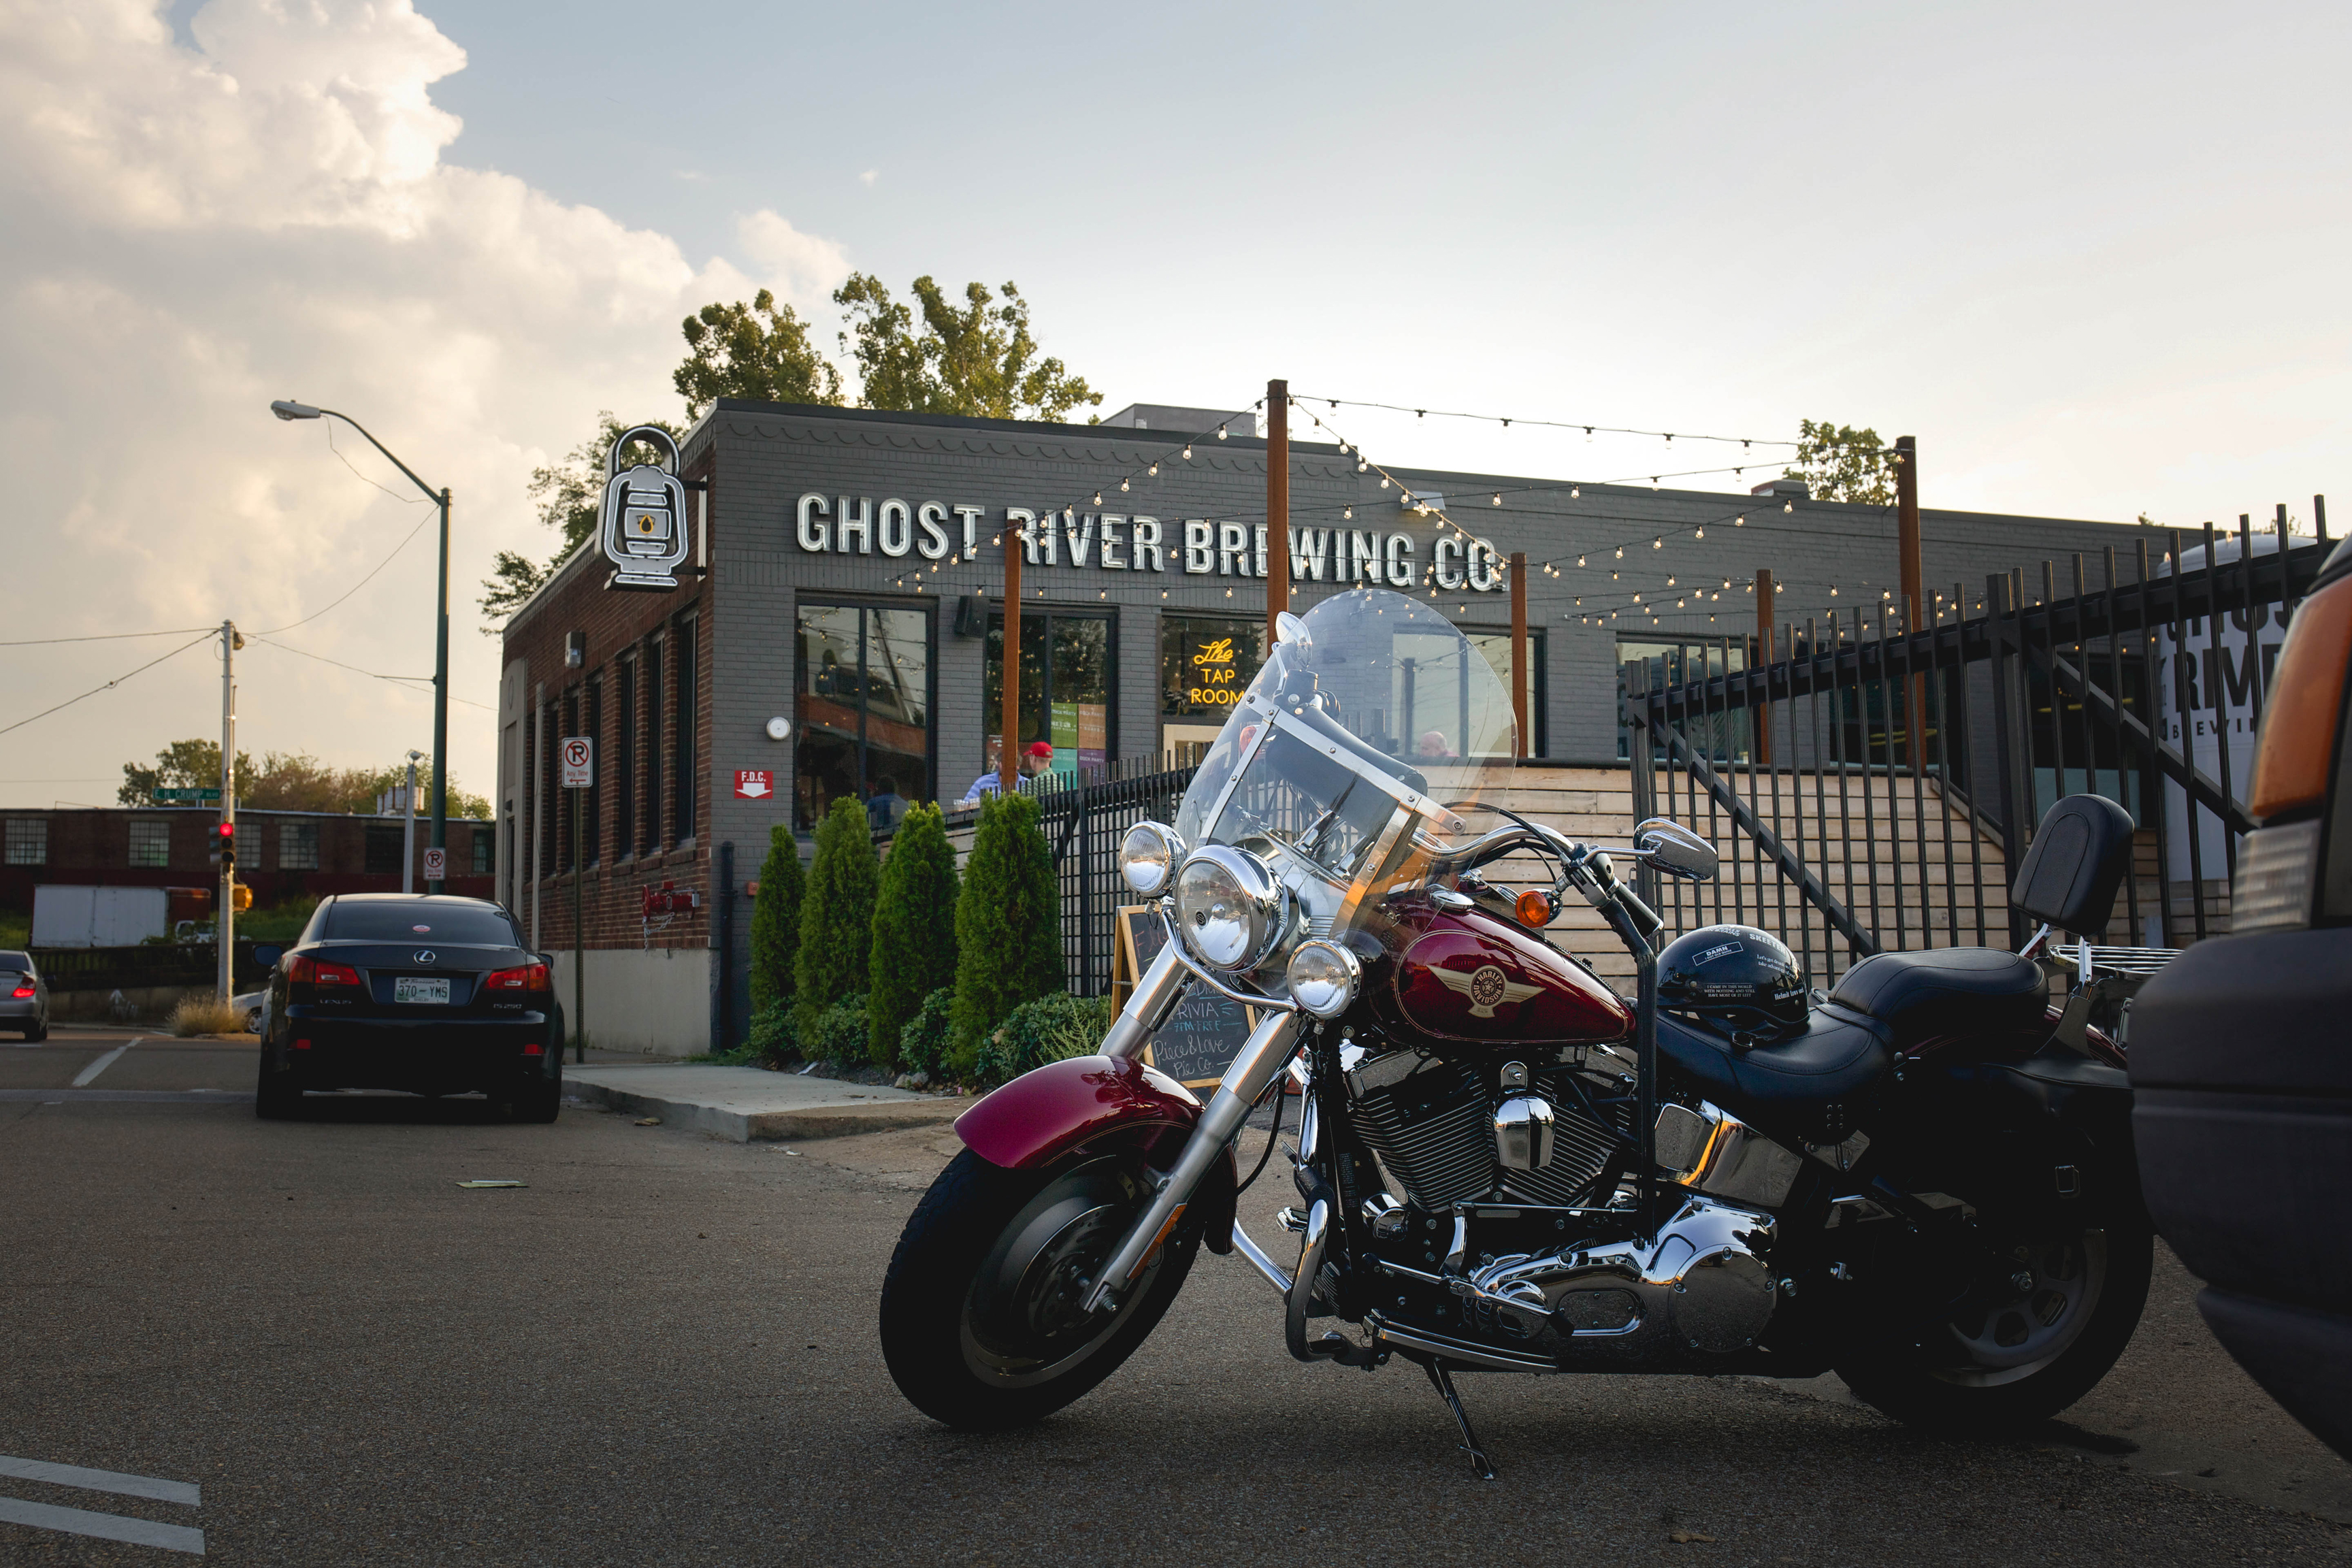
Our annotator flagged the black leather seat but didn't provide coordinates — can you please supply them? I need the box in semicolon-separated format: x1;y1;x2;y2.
1829;947;2047;1050
1656;1007;1889;1108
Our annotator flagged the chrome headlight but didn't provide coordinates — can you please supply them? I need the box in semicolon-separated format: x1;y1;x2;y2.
1285;938;1360;1020
1118;820;1184;898
1173;845;1288;972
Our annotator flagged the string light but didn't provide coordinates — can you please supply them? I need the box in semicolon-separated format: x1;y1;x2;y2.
1216;428;1227;440
1120;478;1130;492
1147;463;1159;477
1491;493;1501;506
1181;445;1192;460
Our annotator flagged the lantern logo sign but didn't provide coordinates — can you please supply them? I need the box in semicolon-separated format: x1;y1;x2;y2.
600;424;689;591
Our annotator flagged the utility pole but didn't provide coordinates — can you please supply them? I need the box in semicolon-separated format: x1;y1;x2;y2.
1266;380;1288;649
218;620;241;1002
402;751;422;894
1894;436;1923;764
1000;514;1022;794
1755;569;1776;766
430;486;451;893
1509;552;1529;757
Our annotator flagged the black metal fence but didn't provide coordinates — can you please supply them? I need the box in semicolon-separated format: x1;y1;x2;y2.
1624;504;2332;982
939;762;1199;996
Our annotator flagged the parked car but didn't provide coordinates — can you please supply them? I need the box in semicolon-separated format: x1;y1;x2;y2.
231;990;266;1035
256;893;564;1122
2133;532;2352;1457
0;950;49;1041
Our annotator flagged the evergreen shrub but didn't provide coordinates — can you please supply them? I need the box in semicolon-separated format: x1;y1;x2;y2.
749;824;805;1015
975;991;1111;1085
804;993;869;1066
746;998;796;1058
867;803;960;1066
794;796;878;1040
897;986;956;1077
947;792;1062;1073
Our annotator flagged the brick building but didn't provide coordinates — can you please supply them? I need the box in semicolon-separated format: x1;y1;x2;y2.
495;397;2150;1056
0;805;495;919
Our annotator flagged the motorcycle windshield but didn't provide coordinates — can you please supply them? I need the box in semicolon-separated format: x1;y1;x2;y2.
1173;588;1517;951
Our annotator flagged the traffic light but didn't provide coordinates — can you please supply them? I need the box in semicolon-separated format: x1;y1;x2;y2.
230;884;253;911
214;821;236;870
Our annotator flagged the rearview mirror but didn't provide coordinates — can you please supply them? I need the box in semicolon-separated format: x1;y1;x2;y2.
1632;817;1718;883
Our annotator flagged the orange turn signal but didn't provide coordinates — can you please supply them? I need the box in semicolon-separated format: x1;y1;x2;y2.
1516;889;1556;928
2251;574;2352;821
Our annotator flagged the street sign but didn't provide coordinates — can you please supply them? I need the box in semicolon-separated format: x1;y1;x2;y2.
156;787;222;803
421;846;446;880
734;769;773;800
560;736;593;788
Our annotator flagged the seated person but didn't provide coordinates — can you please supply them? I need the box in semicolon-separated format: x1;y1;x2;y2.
865;775;908;832
958;741;1054;804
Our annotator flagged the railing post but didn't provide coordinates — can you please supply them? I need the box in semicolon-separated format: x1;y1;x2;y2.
1984;572;2026;947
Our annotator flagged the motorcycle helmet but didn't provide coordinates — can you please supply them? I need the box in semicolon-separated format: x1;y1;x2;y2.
1656;924;1809;1036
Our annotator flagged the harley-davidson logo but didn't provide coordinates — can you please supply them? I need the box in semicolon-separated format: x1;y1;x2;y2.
1435;962;1541;1019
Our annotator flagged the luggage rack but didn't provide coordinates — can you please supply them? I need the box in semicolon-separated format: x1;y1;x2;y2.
2046;941;2180;979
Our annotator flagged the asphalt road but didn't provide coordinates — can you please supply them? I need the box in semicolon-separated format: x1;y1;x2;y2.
3;1023;2350;1566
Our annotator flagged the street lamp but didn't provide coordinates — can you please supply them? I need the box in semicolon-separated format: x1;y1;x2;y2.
271;399;453;893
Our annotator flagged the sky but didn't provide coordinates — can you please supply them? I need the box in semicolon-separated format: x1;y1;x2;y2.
1;0;2344;811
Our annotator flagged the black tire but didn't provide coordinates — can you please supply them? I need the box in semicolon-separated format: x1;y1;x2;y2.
509;1071;561;1124
254;1062;304;1120
880;1147;1201;1429
1836;1194;2153;1435
22;1021;46;1042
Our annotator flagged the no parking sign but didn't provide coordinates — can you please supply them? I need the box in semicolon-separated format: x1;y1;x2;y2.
421;846;446;880
561;736;593;787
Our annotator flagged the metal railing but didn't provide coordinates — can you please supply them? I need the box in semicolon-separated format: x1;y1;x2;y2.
1623;506;2332;981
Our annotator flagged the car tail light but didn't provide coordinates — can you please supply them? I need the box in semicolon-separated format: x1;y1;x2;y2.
484;963;551;993
293;1038;312;1051
2251;574;2352;820
523;1043;544;1056
10;985;33;999
287;954;361;989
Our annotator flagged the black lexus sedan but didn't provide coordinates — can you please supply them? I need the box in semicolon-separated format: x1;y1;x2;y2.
257;893;564;1122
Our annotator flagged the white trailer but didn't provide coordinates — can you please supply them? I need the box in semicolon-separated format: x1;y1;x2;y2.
31;885;170;948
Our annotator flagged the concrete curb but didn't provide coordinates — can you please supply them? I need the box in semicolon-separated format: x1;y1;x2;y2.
564;1077;963;1143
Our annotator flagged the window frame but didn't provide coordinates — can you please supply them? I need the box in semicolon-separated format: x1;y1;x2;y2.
127;816;172;868
278;821;321;871
3;819;46;866
792;593;940;832
983;602;1118;778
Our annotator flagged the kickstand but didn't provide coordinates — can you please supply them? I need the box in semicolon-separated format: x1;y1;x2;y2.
1422;1359;1497;1481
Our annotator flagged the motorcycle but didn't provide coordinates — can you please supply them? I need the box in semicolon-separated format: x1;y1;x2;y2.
881;587;2151;1476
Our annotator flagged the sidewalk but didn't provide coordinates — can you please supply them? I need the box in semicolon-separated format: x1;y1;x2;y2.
562;1063;964;1143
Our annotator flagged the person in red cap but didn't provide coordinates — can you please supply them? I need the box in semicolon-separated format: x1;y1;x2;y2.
958;740;1057;804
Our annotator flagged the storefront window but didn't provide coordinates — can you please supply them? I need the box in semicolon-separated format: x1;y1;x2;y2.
1160;615;1265;763
1466;629;1546;757
796;602;932;831
984;610;1112;782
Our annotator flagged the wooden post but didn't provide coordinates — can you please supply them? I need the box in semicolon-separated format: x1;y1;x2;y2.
1266;380;1288;649
1509;551;1529;757
1000;516;1022;792
1754;568;1775;766
1895;435;1923;764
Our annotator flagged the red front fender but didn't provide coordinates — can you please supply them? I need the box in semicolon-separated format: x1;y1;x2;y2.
953;1054;1239;1254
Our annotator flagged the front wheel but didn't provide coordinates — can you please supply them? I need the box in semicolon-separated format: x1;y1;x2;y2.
1836;1203;2153;1435
880;1148;1200;1428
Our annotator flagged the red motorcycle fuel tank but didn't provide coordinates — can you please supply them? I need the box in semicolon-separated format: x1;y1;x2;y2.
1371;899;1633;1047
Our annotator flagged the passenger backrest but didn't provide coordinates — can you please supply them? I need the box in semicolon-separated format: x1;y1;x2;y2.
2010;794;2136;934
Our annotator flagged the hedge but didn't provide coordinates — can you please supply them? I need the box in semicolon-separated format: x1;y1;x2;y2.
947;791;1062;1074
749;823;805;1016
793;796;878;1041
866;802;959;1066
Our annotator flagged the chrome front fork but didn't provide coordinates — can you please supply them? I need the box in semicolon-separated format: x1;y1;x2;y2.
1083;1004;1303;1312
1100;941;1186;1060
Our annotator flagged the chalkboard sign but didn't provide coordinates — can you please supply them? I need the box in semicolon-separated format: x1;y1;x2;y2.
1115;905;1258;1092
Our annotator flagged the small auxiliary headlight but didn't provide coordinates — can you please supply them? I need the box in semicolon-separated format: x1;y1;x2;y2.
1285;939;1360;1020
1118;821;1184;897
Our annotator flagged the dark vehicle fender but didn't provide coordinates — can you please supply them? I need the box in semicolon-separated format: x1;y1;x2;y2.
954;1054;1237;1255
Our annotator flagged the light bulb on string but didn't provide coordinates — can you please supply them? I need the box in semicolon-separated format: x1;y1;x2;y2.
1652;538;1663;549
1695;527;1704;538
1357;459;1368;473
1181;445;1192;460
1343;507;1353;520
1784;502;1793;513
1570;488;1580;499
1120;478;1130;492
1093;492;1102;505
1147;463;1158;477
1577;555;1586;567
1492;494;1501;506
1735;514;1745;526
1216;428;1227;440
1614;546;1623;559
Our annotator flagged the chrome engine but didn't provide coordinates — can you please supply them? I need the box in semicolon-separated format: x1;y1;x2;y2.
1343;1045;1620;1211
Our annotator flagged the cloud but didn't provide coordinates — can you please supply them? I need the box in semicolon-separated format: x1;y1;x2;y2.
859;169;877;188
736;210;851;306
0;0;846;806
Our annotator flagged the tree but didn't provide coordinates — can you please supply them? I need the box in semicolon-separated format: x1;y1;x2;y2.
947;791;1062;1073
794;796;879;1039
1786;419;1896;506
118;741;487;817
118;739;250;806
478;413;684;628
674;289;842;420
834;274;1101;422
749;823;806;1015
867;804;960;1067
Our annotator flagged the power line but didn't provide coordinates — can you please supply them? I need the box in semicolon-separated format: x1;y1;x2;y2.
246;635;494;711
0;626;214;648
325;422;432;507
0;631;217;738
253;509;436;636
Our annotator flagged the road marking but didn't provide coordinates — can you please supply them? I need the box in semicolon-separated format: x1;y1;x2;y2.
70;1040;136;1088
0;1454;199;1505
0;1496;204;1554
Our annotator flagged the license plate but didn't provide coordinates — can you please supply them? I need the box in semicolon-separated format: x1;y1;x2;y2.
394;977;452;1006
